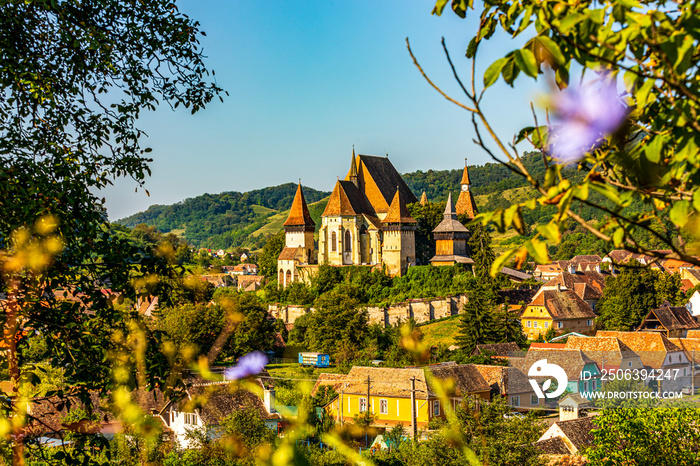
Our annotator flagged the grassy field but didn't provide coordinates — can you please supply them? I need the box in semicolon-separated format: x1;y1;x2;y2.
419;315;461;348
249;196;329;240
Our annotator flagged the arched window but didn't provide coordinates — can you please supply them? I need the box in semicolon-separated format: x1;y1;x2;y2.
278;268;283;284
344;230;352;252
285;269;292;286
331;231;337;252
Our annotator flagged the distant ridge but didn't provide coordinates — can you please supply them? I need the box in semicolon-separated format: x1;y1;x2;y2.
115;153;547;250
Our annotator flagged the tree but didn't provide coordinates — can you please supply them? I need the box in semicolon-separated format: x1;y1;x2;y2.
586;406;700;465
456;283;499;353
421;0;700;271
1;1;222;461
456;397;544;466
305;286;368;356
597;268;685;330
408;202;445;265
157;293;275;362
259;231;285;280
220;406;275;453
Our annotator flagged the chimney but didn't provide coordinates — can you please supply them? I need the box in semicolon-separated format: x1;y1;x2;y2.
595;264;601;273
264;388;276;414
568;263;576;274
556;283;561;292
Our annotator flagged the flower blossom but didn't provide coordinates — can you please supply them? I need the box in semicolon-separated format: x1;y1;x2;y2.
548;80;627;163
224;351;268;380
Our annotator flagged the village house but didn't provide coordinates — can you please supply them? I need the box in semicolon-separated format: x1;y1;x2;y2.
596;331;691;391
537;416;595;456
544;270;606;312
680;268;700;292
668;337;700;388
317;364;490;431
565;336;644;372
520;349;601;394
162;381;280;448
472;364;540;410
520;285;597;340
636;301;700;338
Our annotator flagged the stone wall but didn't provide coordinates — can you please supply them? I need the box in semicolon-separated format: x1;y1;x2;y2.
269;294;468;328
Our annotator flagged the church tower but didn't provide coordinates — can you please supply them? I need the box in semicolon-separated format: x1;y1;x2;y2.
455;158;478;219
430;193;473;267
277;183;315;287
283;182;316;262
381;187;417;276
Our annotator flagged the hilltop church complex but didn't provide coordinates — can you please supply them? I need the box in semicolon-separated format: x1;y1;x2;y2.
277;150;478;287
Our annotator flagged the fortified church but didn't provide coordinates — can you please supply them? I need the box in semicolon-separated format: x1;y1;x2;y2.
277;151;477;287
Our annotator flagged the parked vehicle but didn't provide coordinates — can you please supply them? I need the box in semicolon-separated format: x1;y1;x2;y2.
298;352;330;368
681;386;698;395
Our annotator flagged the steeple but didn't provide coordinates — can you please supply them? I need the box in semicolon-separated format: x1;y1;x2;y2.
456;158;478;218
383;187;417;224
420;191;428;205
444;192;457;220
460;158;471;186
283;182;315;228
349;146;358;188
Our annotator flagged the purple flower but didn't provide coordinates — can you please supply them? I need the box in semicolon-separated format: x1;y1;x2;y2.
224;351;268;380
548;80;627;163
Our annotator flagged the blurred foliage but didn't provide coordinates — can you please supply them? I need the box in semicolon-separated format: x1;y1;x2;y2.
429;0;700;271
596;267;685;330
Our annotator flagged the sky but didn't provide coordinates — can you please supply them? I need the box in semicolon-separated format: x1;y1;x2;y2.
103;0;542;220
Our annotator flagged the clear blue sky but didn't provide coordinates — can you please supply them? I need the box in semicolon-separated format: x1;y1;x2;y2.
104;0;540;220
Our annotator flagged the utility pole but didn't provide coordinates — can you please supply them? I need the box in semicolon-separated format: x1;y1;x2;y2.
692;351;696;395
410;376;417;439
367;375;371;414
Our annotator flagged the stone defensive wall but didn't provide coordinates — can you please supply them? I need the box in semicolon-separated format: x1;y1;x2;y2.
268;294;468;327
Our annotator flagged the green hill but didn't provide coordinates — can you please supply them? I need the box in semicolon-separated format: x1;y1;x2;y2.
115;153;552;250
116;183;330;250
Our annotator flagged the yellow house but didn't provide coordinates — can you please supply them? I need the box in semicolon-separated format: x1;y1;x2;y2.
313;364;490;430
521;285;596;340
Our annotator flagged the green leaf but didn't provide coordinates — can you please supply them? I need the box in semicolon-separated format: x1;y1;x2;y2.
466;37;478;58
451;0;469;18
670;200;692;228
643;135;665;163
692;190;700;213
535;36;565;66
432;0;449;16
514;49;538;78
501;56;520;85
491;249;517;277
635;79;655;107
537;222;562;243
484;57;507;87
525;238;549;264
612;228;625;247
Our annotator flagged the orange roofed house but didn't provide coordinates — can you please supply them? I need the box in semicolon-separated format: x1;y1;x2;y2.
317;364;490;430
278;150;419;285
520;285;597;340
597;330;691;390
636;301;700;338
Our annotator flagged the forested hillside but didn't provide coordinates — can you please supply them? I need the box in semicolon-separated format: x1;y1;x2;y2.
116;152;671;254
117;183;330;249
